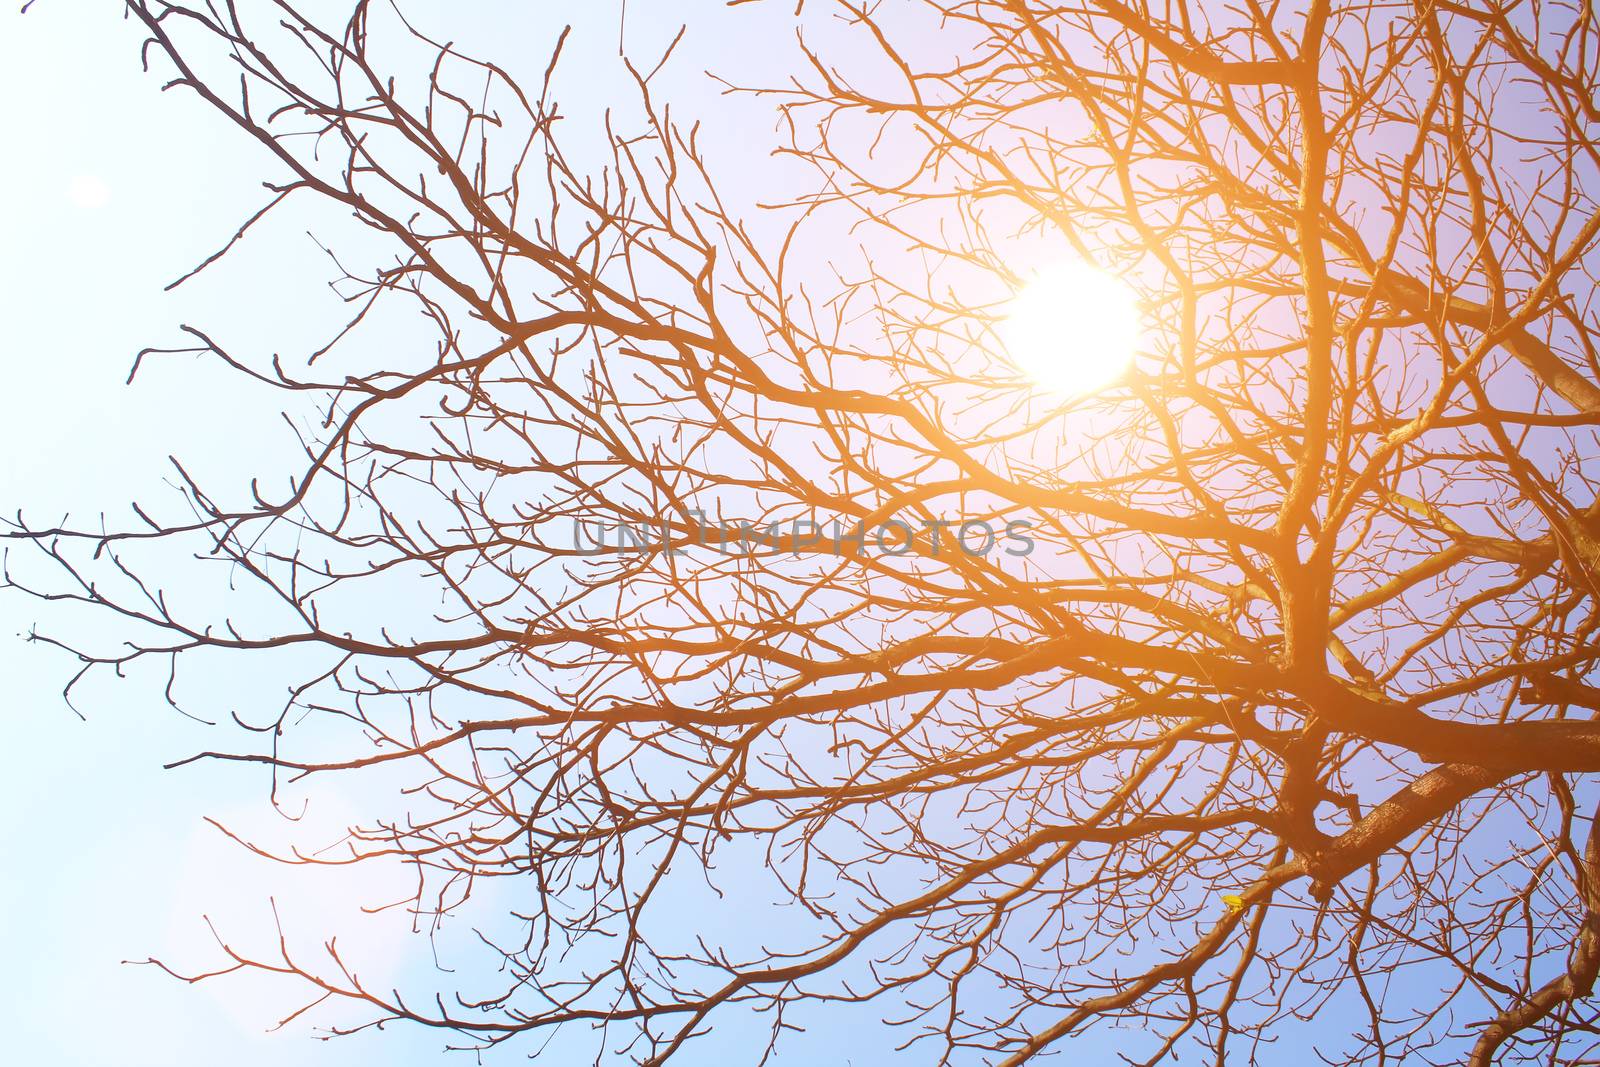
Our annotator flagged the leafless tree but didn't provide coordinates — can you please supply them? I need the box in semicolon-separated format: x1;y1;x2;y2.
14;0;1600;1063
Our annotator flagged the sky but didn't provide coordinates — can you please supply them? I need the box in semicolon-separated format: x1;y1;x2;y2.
0;2;453;1062
0;3;936;1064
0;2;684;1064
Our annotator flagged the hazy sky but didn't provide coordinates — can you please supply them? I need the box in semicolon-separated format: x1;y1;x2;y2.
0;1;440;1062
0;2;692;1063
0;3;920;1063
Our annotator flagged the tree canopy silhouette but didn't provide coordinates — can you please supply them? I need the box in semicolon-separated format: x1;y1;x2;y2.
14;0;1600;1063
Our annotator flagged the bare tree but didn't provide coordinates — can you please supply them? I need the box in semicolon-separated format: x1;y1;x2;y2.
14;0;1600;1062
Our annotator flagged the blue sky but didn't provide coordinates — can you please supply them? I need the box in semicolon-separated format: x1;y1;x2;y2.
0;3;598;1063
0;4;918;1064
0;3;447;1061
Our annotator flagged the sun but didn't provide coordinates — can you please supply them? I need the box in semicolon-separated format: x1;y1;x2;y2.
999;262;1141;396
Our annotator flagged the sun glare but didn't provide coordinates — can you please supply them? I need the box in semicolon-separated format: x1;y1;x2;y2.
1000;262;1141;396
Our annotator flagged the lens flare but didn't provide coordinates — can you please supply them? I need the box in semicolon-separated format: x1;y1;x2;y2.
1000;262;1141;396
